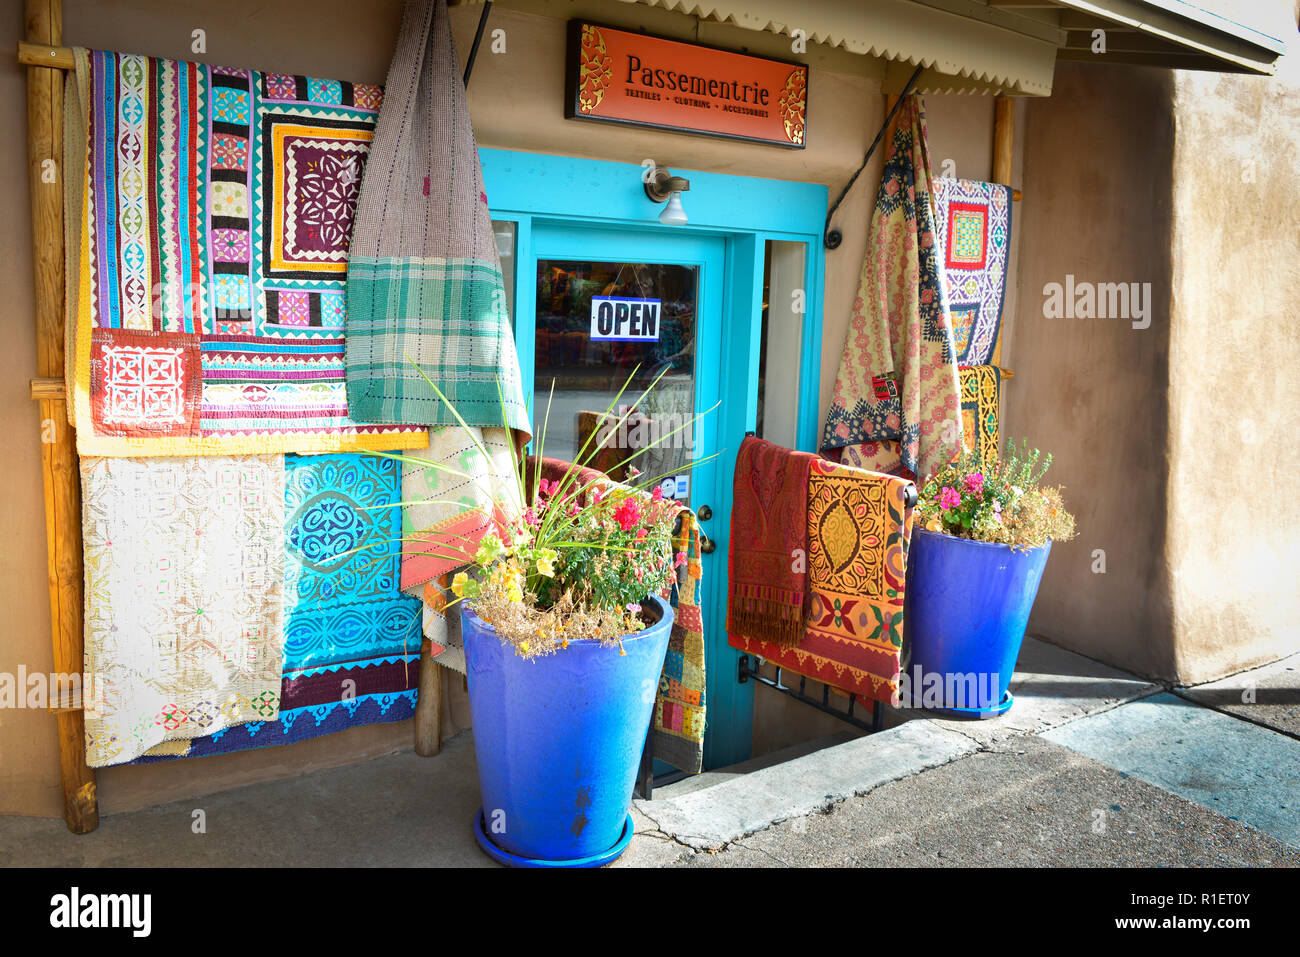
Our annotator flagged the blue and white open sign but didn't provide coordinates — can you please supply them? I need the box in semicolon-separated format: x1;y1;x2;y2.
590;297;662;341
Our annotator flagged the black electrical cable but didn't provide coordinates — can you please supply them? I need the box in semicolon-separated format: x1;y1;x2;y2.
823;63;925;249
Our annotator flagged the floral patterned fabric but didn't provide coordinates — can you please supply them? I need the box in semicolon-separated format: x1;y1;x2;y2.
821;95;962;482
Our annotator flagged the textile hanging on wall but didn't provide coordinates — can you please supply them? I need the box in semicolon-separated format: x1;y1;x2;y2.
726;436;817;648
932;178;1012;366
284;451;424;667
134;450;423;762
82;454;286;767
64;47;428;457
136;655;420;761
344;0;529;435
728;457;916;707
400;427;523;591
653;508;707;773
960;365;1001;472
821;95;962;482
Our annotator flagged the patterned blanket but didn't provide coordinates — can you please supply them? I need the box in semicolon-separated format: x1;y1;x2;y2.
933;179;1012;367
344;0;529;435
728;457;916;706
82;455;286;767
654;508;707;773
960;365;1002;472
821;95;962;482
65;48;427;456
129;449;423;763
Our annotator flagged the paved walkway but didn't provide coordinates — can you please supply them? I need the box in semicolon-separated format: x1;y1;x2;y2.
1;641;1296;867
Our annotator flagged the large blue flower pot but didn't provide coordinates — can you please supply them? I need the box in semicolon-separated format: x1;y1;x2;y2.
902;529;1052;717
462;594;673;866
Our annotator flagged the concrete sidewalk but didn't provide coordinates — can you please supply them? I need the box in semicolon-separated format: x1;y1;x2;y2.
1;641;1297;867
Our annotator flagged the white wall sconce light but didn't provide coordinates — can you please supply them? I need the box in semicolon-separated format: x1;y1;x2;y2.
644;163;690;226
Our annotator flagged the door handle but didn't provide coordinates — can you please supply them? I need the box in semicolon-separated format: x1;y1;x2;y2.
700;533;716;554
696;504;712;521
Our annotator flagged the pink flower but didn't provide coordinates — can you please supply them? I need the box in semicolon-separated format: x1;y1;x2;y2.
538;478;558;498
651;486;664;502
635;528;648;541
963;473;984;496
674;551;687;568
939;486;961;510
614;498;641;531
523;508;539;527
590;487;604;505
991;499;1003;524
567;503;579;517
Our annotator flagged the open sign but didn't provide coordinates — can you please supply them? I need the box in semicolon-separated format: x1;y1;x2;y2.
590;297;662;341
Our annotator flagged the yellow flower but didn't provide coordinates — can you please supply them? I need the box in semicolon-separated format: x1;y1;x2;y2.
451;571;469;598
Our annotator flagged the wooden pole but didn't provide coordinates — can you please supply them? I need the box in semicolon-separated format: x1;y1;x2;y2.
991;95;1015;371
414;643;444;757
25;0;97;834
993;95;1015;187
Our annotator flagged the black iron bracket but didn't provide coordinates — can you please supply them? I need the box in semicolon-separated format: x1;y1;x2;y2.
738;654;884;734
462;1;493;89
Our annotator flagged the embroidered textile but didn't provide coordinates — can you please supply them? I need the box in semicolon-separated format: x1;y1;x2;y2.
932;178;1012;366
82;454;285;766
65;48;426;456
821;95;962;481
960;365;1001;472
728;457;916;706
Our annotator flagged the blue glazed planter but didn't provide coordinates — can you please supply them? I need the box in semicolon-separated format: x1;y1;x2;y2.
462;594;673;866
902;528;1052;717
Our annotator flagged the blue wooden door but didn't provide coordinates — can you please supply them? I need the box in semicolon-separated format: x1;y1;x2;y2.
522;222;731;766
483;148;830;769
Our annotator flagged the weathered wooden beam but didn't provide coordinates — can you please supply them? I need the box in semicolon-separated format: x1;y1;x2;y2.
30;377;66;400
17;40;72;69
25;0;97;835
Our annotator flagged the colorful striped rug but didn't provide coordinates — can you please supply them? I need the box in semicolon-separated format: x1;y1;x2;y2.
65;48;427;456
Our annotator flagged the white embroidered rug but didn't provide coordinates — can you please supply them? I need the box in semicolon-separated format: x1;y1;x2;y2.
81;455;286;767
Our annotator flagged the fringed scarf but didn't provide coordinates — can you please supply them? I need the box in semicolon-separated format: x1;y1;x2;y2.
726;436;817;648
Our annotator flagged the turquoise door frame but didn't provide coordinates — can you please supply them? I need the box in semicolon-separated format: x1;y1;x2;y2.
481;148;828;769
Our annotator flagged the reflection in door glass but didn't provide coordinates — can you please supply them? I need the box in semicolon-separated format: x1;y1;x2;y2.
535;260;698;502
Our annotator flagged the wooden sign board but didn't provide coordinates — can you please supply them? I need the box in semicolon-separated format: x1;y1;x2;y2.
565;21;808;149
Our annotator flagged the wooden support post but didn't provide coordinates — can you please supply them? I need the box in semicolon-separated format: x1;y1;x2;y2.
25;0;97;834
414;644;444;757
992;95;1015;371
993;95;1015;187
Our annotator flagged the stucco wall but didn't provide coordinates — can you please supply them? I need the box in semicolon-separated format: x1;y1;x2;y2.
1164;50;1300;682
1006;62;1178;679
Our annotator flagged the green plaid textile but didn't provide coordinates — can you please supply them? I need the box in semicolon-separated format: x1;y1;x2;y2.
343;0;528;434
346;256;529;431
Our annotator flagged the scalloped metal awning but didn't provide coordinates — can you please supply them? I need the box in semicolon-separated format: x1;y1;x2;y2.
608;0;1289;95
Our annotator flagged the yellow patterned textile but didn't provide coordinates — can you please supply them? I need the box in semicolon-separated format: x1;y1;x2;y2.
959;365;1001;472
728;457;915;707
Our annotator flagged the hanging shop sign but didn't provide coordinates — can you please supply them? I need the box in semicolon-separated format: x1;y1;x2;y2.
590;296;662;341
566;20;808;148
